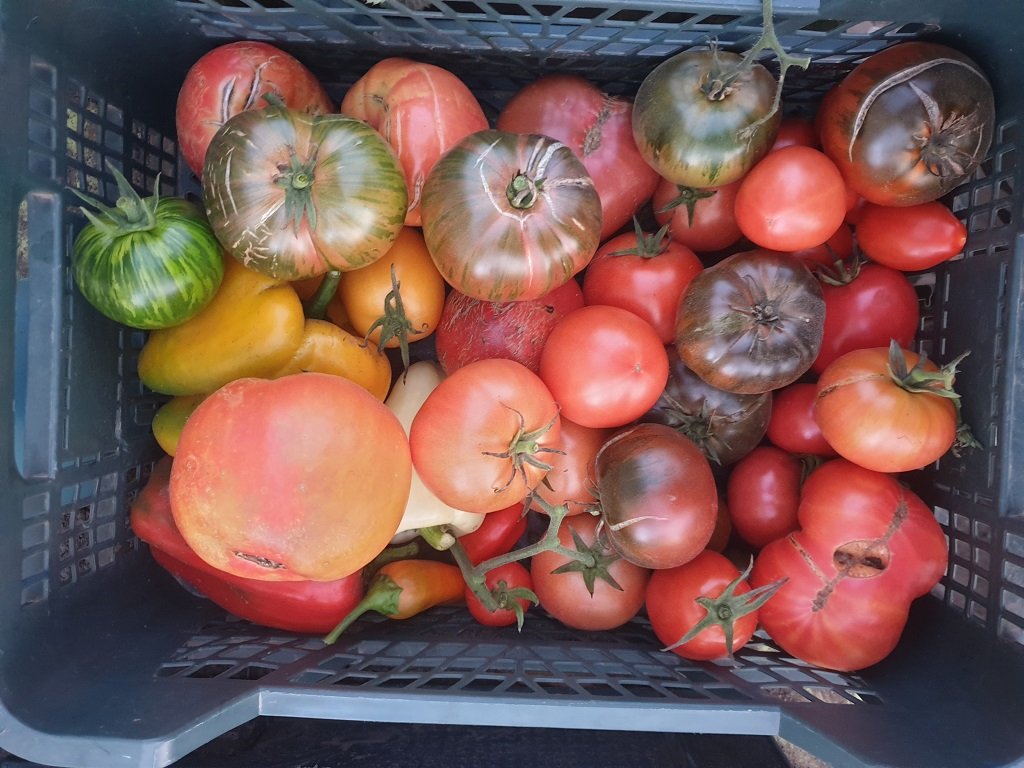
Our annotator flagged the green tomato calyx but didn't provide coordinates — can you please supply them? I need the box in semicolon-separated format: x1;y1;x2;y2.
70;160;159;236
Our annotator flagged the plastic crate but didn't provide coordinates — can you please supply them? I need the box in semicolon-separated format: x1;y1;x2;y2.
2;1;1024;766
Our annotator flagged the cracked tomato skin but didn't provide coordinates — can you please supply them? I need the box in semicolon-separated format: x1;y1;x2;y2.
675;250;825;395
497;74;659;240
409;358;563;514
176;41;332;179
750;459;947;671
818;41;995;206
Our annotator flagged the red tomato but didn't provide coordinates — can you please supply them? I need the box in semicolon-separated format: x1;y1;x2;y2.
765;382;837;457
176;41;332;178
171;373;411;582
340;58;488;226
726;446;802;549
581;223;703;344
434;279;584;375
531;514;650;631
812;259;920;375
409;358;562;514
497;74;659;241
539;305;669;429
814;343;961;473
595;423;718;570
734;146;848;252
769;115;819;152
465;561;535;628
855;202;967;272
646;550;777;661
651;178;743;254
750;459;948;671
529;417;613;517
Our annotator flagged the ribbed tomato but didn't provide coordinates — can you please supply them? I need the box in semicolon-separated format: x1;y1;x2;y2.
420;130;602;302
203;103;407;281
340;58;488;227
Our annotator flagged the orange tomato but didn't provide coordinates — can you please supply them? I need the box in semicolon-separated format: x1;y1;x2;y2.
338;226;446;352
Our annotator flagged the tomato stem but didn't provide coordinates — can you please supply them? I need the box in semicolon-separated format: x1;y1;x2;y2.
482;406;564;495
507;172;541;209
735;0;812;141
661;558;787;661
447;497;593;614
362;263;423;378
608;217;672;260
69;160;159;235
656;185;717;227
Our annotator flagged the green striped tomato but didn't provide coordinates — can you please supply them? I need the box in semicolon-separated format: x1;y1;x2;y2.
202;103;408;281
420;130;602;302
71;178;224;330
632;50;781;188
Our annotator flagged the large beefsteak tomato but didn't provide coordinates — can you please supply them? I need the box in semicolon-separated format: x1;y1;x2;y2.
420;130;602;302
170;373;412;582
340;58;489;226
203;103;407;281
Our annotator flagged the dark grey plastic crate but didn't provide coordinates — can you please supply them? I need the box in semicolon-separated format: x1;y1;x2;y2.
2;1;1024;766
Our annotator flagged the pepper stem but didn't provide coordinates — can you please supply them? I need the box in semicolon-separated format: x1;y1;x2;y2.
304;270;342;320
322;573;403;645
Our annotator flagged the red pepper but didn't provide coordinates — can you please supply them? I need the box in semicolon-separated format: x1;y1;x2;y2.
130;456;364;634
457;502;528;565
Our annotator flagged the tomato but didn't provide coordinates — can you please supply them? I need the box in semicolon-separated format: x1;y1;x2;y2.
170;373;412;582
734;145;848;252
818;41;995;206
176;41;332;178
409;358;562;514
539;305;669;429
814;343;961;473
595;423;718;570
531;513;650;631
71;167;223;330
421;129;602;302
675;250;825;394
581;222;703;344
726;446;802;549
434;279;584;375
497;74;659;241
529;417;613;517
769;115;819;151
651;178;743;254
641;346;772;466
646;551;779;661
812;258;920;375
340;58;489;227
203;103;407;280
750;459;948;671
788;222;853;269
765;382;836;457
337;226;446;356
458;503;528;566
855;202;967;272
465;561;535;628
632;50;781;187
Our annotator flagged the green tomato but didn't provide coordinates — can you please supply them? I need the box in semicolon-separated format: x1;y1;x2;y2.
71;167;224;330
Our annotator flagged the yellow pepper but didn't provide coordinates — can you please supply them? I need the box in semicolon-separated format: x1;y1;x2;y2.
138;256;306;396
270;319;393;401
151;394;206;456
